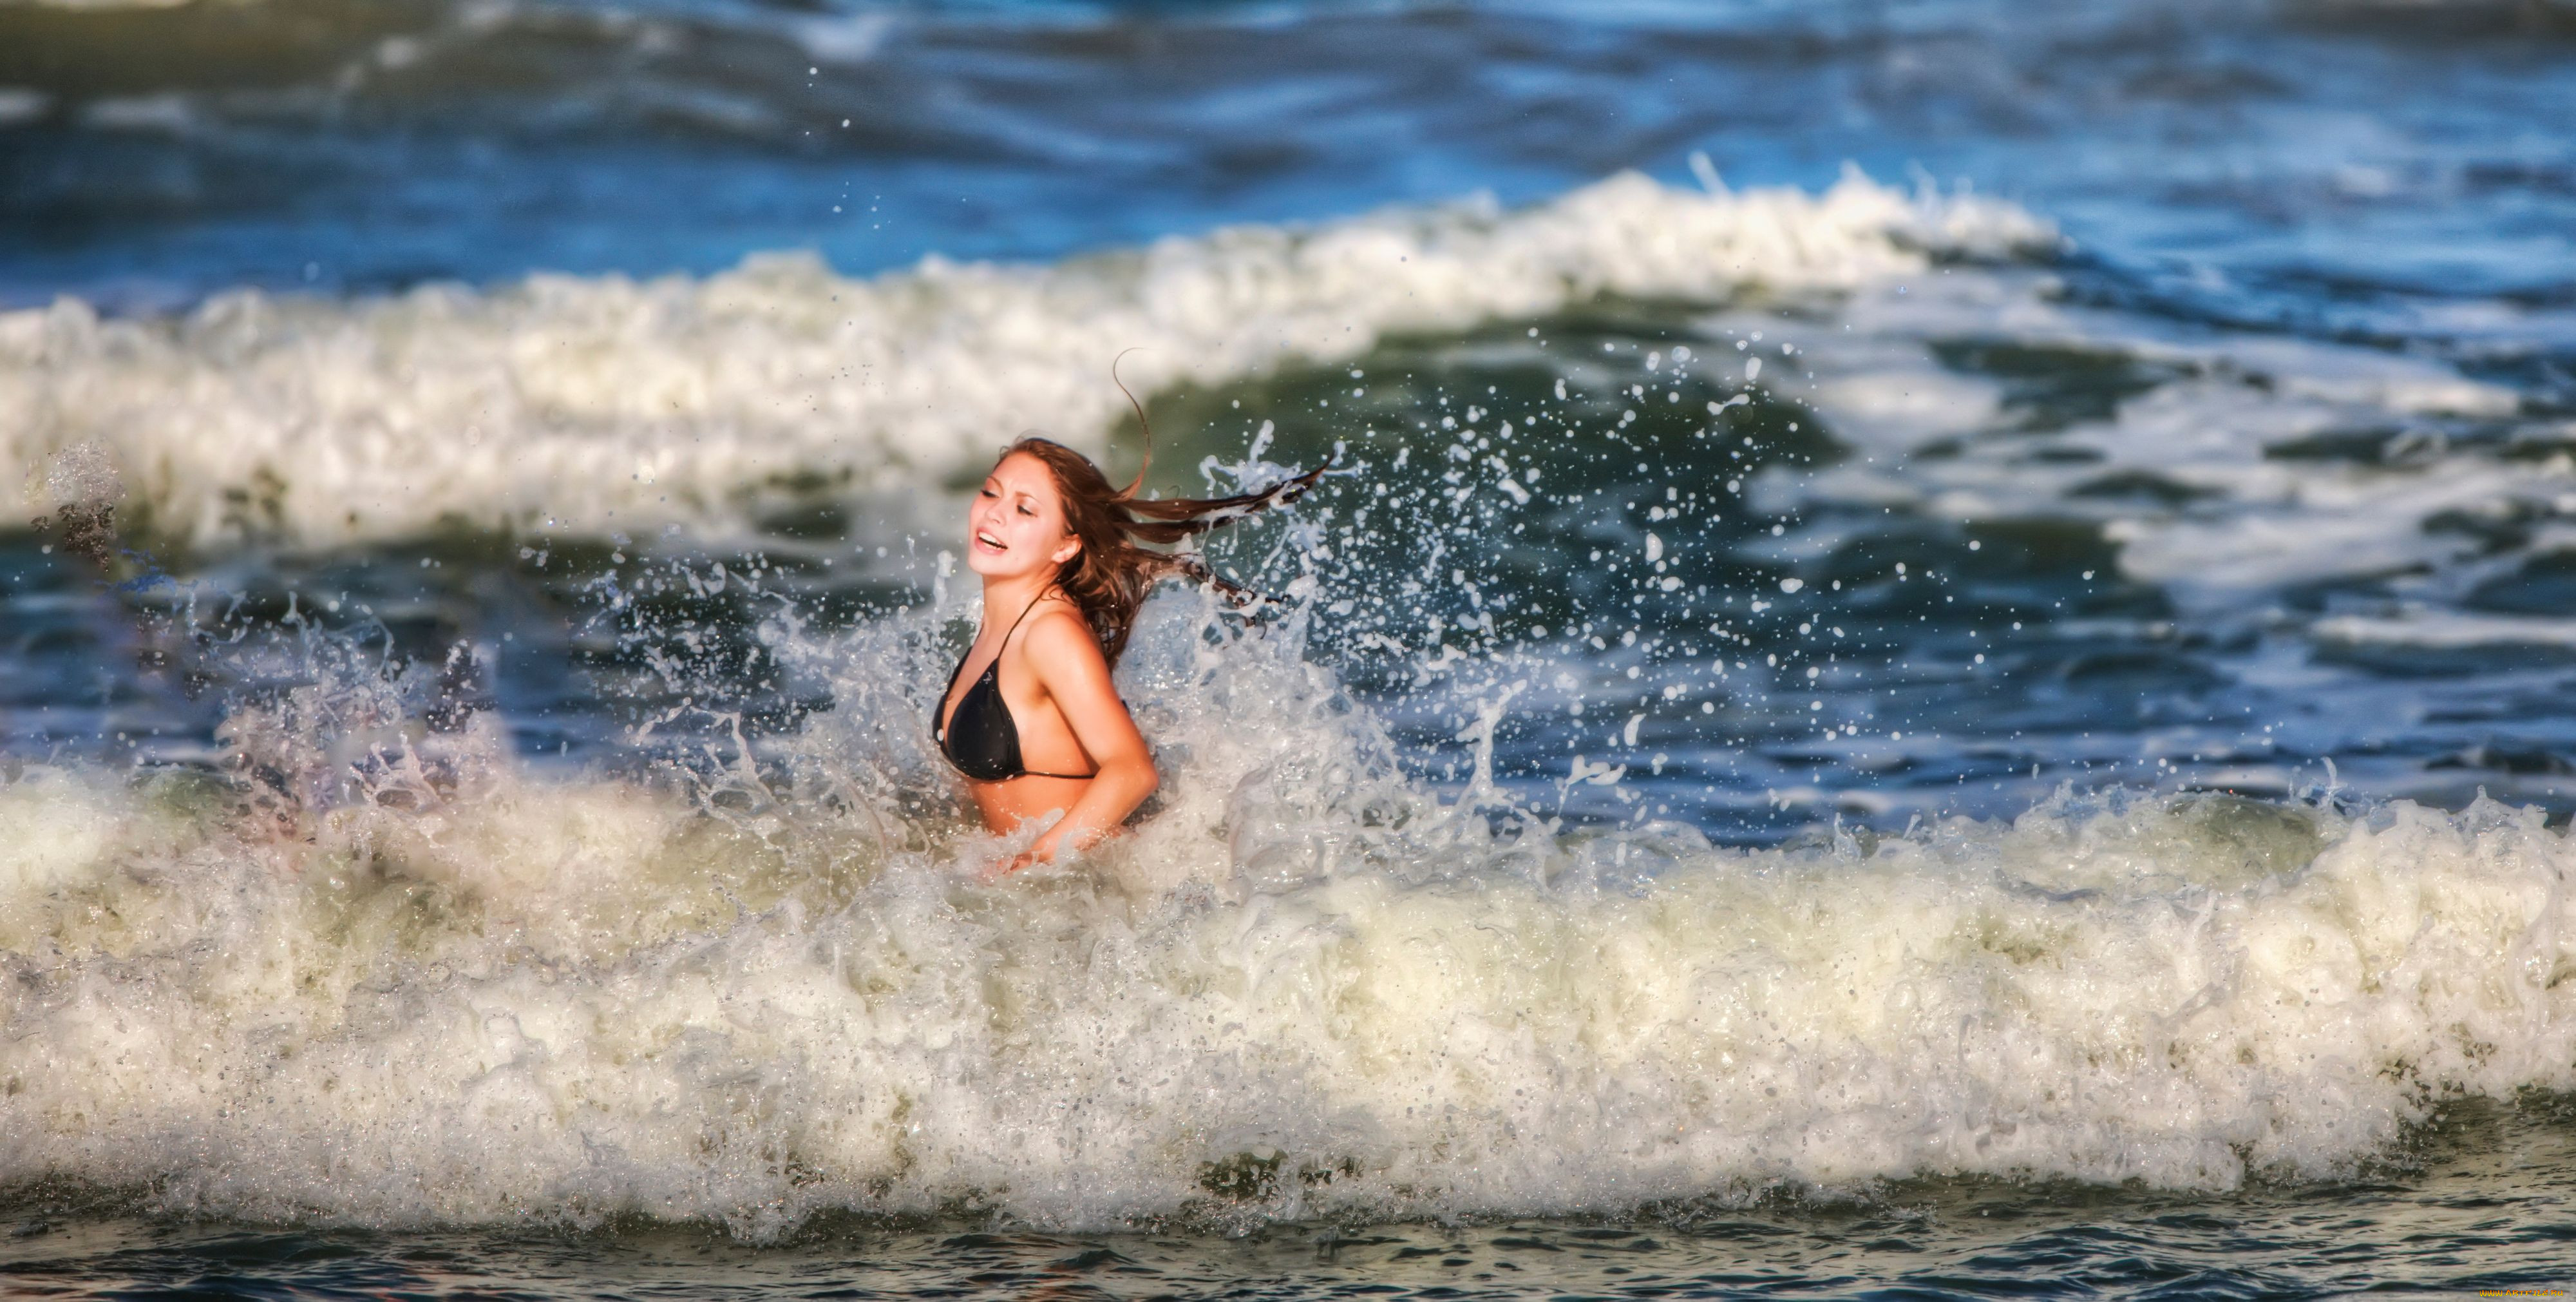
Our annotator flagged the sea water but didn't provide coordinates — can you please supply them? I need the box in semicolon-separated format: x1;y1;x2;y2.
3;0;2575;1295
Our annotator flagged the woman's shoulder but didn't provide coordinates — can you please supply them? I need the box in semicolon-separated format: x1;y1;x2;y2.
1014;596;1101;660
1010;598;1110;693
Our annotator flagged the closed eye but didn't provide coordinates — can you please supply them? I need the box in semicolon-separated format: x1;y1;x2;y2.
1016;504;1035;516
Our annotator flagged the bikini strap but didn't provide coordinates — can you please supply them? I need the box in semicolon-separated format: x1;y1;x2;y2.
1000;584;1058;646
997;586;1099;781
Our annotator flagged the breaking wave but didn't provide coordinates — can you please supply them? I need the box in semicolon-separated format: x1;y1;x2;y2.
0;171;2050;548
2;590;2570;1234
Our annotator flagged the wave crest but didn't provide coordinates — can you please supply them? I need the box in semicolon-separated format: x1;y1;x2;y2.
1;596;2570;1233
0;171;2052;549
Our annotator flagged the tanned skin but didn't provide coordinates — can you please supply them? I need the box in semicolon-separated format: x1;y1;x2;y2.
943;451;1159;872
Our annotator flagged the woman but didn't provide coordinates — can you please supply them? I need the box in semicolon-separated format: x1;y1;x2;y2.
934;434;1325;870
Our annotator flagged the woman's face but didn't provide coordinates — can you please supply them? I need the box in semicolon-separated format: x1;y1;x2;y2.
965;452;1079;579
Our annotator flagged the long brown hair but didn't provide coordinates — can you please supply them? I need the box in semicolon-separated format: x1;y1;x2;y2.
1001;388;1327;664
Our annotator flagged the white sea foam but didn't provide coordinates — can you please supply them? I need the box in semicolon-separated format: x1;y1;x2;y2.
1;595;2571;1234
0;171;2051;549
1728;267;2564;615
2311;611;2576;649
0;88;48;128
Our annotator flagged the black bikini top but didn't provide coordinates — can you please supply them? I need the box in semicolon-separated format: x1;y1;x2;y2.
934;592;1099;783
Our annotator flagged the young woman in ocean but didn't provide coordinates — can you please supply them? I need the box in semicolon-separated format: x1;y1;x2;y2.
934;423;1325;872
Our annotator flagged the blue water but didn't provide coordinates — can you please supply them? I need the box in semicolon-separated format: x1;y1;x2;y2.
7;1;2573;320
4;0;2576;1295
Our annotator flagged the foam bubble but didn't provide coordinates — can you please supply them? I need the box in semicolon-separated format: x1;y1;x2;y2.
33;439;118;510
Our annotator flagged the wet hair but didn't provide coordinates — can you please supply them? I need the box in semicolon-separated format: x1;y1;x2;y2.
999;387;1327;665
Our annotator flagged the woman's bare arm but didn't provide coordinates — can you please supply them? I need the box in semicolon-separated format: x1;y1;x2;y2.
1013;608;1159;865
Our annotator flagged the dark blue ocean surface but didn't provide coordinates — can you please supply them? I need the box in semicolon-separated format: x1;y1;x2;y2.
1;0;2570;323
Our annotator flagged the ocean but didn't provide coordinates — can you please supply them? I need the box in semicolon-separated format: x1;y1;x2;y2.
3;0;2575;1295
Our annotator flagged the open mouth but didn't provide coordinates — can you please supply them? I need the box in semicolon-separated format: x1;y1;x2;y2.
975;530;1006;551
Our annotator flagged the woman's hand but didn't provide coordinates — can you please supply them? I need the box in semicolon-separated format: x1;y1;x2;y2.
994;817;1075;876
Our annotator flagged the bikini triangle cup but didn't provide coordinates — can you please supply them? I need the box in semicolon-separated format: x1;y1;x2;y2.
933;590;1101;782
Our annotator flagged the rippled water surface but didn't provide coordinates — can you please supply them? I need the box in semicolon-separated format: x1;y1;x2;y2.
9;1100;2575;1298
3;0;2575;1296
